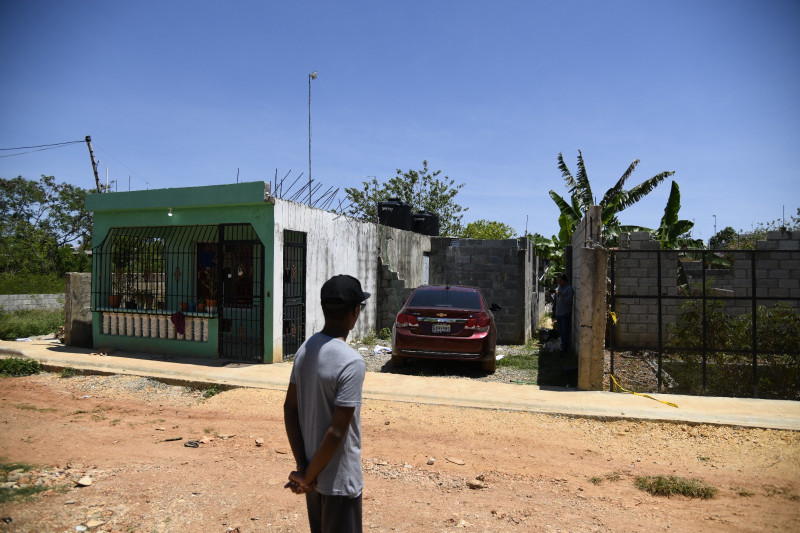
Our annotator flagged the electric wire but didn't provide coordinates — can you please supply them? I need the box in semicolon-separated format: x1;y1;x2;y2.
0;142;83;159
93;143;150;189
0;140;83;151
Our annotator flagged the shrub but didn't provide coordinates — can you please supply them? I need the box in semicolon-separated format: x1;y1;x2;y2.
378;327;392;341
203;385;223;398
360;330;378;345
0;309;64;341
60;367;78;378
0;273;65;295
668;300;799;399
635;475;717;499
0;358;42;377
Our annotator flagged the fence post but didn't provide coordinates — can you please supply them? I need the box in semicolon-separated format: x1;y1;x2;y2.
64;272;93;348
577;244;608;391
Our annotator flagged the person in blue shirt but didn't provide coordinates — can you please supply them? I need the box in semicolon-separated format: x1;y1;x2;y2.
554;274;574;354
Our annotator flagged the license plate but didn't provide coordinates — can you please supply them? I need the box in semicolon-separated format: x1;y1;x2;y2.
431;323;451;334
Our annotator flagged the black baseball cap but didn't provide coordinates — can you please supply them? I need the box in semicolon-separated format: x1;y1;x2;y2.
320;275;370;308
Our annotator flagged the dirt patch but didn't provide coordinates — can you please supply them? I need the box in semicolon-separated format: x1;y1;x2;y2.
1;373;798;532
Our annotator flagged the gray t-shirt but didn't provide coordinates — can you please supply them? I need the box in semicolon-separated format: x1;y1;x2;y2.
289;332;366;497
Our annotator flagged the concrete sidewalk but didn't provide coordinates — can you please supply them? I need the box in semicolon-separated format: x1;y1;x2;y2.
2;339;798;431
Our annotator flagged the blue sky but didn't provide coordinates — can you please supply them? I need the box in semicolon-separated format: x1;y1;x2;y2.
1;0;798;242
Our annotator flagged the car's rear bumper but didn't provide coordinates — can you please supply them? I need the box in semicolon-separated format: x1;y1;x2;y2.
393;329;493;361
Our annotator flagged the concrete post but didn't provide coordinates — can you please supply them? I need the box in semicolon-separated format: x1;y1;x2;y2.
64;273;93;348
577;244;608;391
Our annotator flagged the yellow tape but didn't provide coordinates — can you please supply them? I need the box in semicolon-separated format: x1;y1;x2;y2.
610;374;679;408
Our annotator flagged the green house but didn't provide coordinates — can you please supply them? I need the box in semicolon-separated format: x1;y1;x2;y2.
85;181;432;363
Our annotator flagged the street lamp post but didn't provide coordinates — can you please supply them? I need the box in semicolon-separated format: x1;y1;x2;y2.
308;71;318;206
711;214;717;249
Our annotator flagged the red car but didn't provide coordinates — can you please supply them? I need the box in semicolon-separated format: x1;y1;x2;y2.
391;285;500;373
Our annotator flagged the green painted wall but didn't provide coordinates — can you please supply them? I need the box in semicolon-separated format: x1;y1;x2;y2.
87;182;276;362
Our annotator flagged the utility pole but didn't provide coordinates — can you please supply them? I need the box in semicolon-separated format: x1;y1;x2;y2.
308;70;318;206
85;135;102;193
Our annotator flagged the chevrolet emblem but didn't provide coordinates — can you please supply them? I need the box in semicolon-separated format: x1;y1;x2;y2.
436;313;447;318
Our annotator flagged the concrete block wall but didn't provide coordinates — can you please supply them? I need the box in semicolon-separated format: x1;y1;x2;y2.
429;237;532;344
755;230;800;301
376;259;415;332
272;199;431;359
0;293;64;312
531;255;549;330
612;229;800;349
612;233;678;348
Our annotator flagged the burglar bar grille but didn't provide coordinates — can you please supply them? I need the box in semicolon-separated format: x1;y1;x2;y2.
93;224;265;363
283;230;307;357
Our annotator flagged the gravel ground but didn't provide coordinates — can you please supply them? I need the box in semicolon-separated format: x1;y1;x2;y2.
62;373;205;403
346;339;546;385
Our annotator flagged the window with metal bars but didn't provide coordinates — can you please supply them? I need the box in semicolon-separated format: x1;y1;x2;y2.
92;225;220;314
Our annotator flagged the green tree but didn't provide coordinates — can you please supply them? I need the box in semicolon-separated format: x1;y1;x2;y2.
344;161;467;236
0;175;92;276
709;226;738;249
460;219;516;239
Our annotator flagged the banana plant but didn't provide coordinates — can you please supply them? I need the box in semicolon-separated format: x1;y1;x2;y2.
550;150;675;243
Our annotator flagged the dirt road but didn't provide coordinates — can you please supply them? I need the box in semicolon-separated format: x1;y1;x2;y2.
1;373;798;532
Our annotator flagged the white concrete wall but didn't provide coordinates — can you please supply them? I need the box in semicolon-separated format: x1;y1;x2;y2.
0;294;64;312
271;199;430;361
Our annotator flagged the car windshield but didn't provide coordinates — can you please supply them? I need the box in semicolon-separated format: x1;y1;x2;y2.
407;289;481;309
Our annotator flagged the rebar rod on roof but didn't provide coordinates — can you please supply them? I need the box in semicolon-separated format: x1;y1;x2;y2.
300;183;323;206
284;172;307;200
277;170;292;197
290;179;313;202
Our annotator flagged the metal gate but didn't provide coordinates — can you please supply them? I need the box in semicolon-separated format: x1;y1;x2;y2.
608;248;800;399
217;224;265;362
283;230;307;358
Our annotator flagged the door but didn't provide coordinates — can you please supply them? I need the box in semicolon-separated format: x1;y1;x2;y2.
217;224;264;362
282;230;307;358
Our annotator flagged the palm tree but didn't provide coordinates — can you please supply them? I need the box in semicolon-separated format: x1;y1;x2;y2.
549;150;675;243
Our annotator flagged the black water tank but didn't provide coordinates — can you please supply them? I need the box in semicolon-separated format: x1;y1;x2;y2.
412;211;440;236
377;198;411;230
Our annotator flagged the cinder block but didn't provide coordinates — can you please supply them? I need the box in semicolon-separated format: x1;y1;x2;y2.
778;240;800;250
756;259;779;270
767;230;790;240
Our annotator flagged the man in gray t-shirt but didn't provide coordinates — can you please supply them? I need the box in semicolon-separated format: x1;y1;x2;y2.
284;274;369;533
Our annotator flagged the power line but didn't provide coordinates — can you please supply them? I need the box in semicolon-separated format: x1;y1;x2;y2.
93;143;150;189
0;140;83;151
0;143;83;159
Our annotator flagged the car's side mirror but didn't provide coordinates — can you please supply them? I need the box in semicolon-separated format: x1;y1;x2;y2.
490;303;502;312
